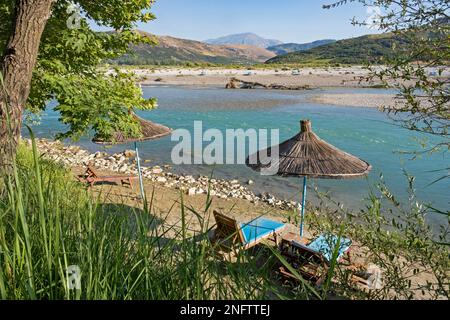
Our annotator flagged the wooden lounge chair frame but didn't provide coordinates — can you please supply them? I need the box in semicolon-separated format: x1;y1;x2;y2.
78;166;137;189
211;210;285;251
278;236;354;286
279;240;329;285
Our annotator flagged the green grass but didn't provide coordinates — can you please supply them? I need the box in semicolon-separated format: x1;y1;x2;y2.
0;136;448;300
0;137;325;300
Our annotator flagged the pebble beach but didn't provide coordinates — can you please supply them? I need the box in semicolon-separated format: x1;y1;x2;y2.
28;138;300;211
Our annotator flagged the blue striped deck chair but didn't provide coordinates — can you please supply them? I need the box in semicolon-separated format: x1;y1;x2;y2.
279;234;353;285
292;234;353;264
213;211;286;250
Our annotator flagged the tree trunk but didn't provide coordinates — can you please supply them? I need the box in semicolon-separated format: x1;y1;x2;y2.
0;0;54;174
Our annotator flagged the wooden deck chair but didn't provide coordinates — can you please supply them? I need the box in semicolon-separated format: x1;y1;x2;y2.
301;234;353;264
78;166;137;189
279;234;354;286
211;210;286;251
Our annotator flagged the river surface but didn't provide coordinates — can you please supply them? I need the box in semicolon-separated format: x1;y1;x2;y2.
28;86;449;225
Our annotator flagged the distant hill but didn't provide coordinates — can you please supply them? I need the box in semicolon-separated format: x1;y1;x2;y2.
267;39;336;55
114;31;276;66
266;33;411;65
205;33;283;48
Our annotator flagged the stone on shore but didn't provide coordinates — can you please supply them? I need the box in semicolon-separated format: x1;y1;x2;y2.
25;138;298;211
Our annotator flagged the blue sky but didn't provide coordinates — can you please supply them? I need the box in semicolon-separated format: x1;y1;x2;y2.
133;0;380;43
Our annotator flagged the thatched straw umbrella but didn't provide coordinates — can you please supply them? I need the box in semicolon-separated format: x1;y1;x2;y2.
246;119;372;237
93;112;172;200
92;113;172;145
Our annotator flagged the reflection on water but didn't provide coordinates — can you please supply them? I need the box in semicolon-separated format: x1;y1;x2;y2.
27;86;449;225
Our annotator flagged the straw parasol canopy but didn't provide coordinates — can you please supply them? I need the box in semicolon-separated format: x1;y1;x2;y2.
93;112;172;145
246;120;372;179
246;119;372;237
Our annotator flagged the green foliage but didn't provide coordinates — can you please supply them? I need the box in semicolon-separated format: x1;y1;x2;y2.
111;33;259;66
267;33;412;65
1;1;158;140
0;0;14;54
35;68;156;140
309;174;449;300
267;40;336;55
114;53;255;66
0;141;291;300
1;139;448;300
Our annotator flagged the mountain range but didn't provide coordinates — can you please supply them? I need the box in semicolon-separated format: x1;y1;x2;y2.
267;40;336;55
115;31;276;65
205;33;283;48
266;33;410;65
113;30;411;66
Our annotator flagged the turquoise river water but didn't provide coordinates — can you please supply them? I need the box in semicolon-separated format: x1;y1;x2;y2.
28;86;449;226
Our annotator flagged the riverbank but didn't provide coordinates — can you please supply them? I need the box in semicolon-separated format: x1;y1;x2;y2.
129;66;406;109
20;137;448;300
26;137;313;245
28;138;299;212
132;66;376;88
128;65;449;91
308;93;396;108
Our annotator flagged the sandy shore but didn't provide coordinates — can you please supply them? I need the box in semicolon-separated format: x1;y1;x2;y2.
123;66;448;109
308;93;397;108
135;66;391;109
128;66;405;109
130;65;448;89
133;66;375;88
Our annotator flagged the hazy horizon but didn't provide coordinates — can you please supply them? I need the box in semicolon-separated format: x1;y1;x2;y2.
92;0;382;44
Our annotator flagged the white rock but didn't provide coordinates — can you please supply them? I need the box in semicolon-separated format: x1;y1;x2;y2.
156;177;167;183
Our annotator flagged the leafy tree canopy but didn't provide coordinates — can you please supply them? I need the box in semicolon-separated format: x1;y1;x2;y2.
1;0;158;141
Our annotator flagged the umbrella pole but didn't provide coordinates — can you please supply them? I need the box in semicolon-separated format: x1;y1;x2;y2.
134;142;145;201
300;176;307;237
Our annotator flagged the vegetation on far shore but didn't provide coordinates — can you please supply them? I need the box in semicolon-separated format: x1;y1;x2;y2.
266;33;411;65
109;61;352;70
110;31;422;67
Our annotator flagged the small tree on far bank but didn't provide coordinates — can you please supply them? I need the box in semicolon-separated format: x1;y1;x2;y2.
0;1;157;175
